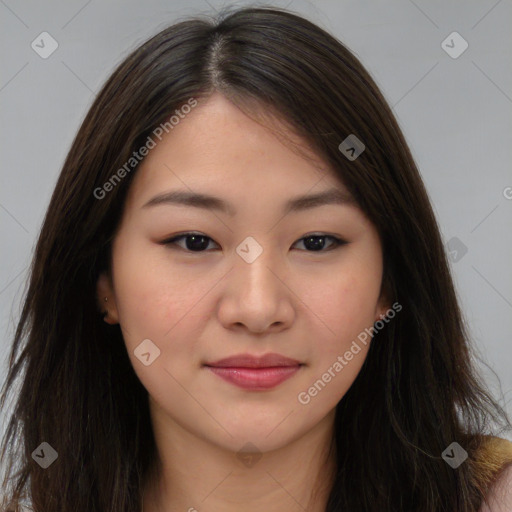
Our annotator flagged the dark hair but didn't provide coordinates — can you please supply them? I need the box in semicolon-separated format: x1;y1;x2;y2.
1;5;510;511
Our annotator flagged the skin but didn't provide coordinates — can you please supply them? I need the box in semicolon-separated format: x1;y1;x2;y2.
97;92;389;511
479;464;512;512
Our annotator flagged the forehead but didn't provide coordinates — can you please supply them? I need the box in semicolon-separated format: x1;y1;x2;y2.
126;93;350;208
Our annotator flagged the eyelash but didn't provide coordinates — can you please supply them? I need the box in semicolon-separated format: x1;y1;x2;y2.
160;232;347;253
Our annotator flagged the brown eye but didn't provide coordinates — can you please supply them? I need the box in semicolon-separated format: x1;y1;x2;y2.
162;233;219;252
293;234;347;252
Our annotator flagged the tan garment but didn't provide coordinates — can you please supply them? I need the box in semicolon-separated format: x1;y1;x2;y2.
478;436;512;512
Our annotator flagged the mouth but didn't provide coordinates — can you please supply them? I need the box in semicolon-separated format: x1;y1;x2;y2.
204;353;303;390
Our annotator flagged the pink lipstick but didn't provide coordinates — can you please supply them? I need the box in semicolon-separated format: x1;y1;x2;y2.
204;353;302;390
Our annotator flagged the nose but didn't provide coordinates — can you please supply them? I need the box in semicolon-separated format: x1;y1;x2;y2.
216;244;295;334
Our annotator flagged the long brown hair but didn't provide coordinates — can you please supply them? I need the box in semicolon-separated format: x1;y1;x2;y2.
1;5;510;511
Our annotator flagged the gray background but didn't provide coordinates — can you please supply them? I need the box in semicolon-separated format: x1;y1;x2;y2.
1;0;511;445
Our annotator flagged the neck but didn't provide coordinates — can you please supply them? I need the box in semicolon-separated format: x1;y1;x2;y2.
142;410;336;512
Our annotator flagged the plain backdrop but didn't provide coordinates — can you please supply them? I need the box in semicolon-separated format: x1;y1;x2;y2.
1;0;511;452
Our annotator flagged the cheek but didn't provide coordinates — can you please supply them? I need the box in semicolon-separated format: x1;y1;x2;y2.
295;270;380;410
110;240;213;395
304;260;382;360
111;236;201;350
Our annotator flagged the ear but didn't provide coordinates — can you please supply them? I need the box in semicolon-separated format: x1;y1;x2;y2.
374;287;391;323
96;272;119;325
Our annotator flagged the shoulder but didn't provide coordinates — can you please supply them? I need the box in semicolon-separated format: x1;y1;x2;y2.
478;436;512;512
479;462;512;512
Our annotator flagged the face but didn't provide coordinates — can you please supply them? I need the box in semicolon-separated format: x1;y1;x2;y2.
97;92;388;454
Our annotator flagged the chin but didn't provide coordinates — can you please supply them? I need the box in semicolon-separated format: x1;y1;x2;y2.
205;418;310;455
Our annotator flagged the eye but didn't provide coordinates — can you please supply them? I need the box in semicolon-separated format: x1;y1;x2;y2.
293;233;347;252
161;232;220;252
160;232;347;253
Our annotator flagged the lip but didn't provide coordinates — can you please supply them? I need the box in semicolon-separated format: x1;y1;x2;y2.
206;353;301;368
204;353;303;390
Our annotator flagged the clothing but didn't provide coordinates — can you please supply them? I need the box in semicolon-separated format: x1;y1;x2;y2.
478;436;512;512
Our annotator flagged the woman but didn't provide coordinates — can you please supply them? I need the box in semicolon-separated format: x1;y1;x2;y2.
1;6;511;512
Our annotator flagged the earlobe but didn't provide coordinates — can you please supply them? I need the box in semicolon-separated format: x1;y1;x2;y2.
375;309;388;323
96;272;119;324
375;292;391;323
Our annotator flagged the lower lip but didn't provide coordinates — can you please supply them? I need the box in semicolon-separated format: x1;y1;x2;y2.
205;365;301;390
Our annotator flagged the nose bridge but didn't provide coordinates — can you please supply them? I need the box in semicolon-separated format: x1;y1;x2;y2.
217;234;295;333
233;235;282;298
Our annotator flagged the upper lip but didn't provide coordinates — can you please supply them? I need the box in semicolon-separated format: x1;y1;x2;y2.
205;353;302;368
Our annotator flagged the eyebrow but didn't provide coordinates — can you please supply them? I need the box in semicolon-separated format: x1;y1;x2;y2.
142;187;355;216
